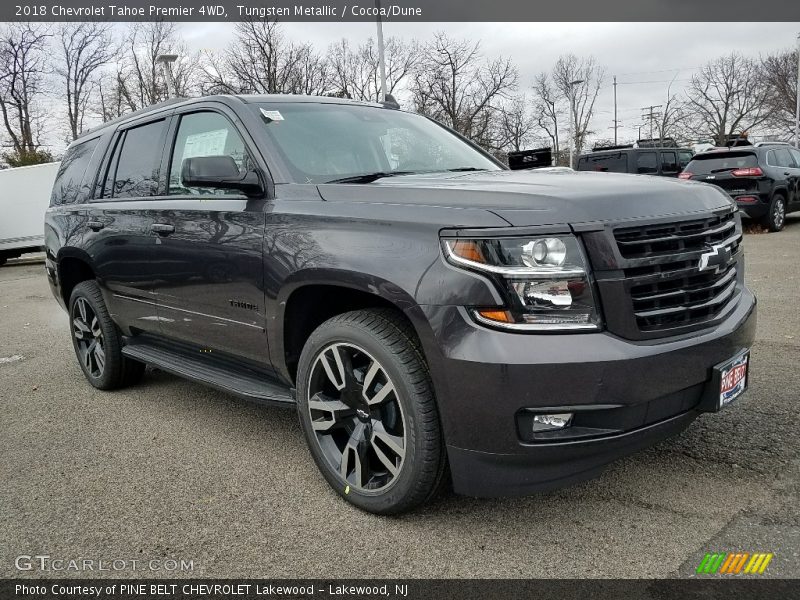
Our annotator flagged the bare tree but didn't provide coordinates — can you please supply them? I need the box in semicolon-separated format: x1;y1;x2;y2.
651;74;691;145
550;54;605;165
532;72;564;163
761;49;798;139
329;37;419;101
685;53;771;146
0;23;51;165
99;22;198;119
494;95;536;154
57;23;117;140
410;33;518;146
201;20;329;95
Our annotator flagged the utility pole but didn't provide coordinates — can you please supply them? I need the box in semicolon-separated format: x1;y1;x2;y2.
613;75;619;145
547;99;559;166
641;105;663;141
375;0;388;102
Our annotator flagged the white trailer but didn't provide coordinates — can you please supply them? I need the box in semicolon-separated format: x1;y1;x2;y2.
0;162;59;266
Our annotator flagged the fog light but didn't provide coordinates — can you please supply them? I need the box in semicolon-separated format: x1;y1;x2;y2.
532;413;573;432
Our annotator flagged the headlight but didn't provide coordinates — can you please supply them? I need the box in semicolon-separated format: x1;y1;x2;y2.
443;235;601;331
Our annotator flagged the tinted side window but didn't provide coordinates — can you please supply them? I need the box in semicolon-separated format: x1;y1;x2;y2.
636;152;658;174
660;151;678;174
678;151;693;169
168;112;250;196
105;120;167;199
51;138;99;206
577;153;627;172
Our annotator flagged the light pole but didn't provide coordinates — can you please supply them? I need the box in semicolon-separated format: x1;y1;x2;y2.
547;99;559;165
568;79;584;169
375;0;387;102
795;32;799;149
156;54;178;99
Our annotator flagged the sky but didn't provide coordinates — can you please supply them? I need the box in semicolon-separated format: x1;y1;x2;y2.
28;21;800;154
176;21;800;144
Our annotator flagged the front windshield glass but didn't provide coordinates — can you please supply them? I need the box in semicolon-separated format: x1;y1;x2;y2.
252;102;502;183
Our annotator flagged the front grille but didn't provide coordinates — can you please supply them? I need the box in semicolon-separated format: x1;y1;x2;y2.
615;210;736;259
611;210;741;334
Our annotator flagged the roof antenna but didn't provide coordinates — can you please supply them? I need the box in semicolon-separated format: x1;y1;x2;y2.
381;93;400;110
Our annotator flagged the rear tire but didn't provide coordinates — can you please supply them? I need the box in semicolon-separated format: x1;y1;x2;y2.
296;308;447;515
68;280;145;390
762;194;786;232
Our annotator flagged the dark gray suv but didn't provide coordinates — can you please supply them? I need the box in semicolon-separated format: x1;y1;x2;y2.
45;95;757;514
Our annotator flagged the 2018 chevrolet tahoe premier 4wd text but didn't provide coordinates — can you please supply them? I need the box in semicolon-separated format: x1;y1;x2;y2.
45;95;757;514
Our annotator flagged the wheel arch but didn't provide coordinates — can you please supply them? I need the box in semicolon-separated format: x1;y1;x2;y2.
274;271;427;385
56;248;97;307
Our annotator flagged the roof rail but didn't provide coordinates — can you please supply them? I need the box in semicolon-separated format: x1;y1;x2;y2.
77;97;191;139
591;143;633;151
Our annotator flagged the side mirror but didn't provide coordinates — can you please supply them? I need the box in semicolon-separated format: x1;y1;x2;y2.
181;156;263;197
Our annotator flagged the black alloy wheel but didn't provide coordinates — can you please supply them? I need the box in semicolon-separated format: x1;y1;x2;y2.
307;342;407;493
296;309;447;514
68;280;145;390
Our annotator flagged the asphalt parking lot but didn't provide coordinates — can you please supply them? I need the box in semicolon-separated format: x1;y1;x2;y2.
1;218;799;580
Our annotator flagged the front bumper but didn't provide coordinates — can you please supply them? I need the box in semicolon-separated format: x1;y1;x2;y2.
416;287;757;498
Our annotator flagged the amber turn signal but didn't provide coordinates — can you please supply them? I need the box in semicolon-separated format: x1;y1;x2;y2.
448;240;485;263
476;309;513;323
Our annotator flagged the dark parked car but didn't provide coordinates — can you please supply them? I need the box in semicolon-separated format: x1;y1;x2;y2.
680;145;800;231
45;95;756;514
577;146;694;177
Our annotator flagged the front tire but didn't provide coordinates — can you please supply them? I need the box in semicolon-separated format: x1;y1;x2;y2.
296;309;446;515
69;280;144;390
763;194;786;232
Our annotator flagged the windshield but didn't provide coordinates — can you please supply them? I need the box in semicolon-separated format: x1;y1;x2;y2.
686;152;758;175
252;102;501;184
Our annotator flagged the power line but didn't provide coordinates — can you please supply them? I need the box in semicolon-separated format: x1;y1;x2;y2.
616;66;702;77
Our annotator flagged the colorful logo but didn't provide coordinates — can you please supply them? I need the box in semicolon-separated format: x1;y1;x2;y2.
696;552;774;575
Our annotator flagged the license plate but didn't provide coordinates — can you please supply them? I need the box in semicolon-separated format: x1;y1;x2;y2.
718;351;749;409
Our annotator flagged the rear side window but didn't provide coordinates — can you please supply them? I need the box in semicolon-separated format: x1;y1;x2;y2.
51;138;99;205
636;152;658;174
790;148;800;167
678;151;693;169
660;151;678;174
103;119;167;199
685;152;758;175
770;148;795;168
577;153;627;172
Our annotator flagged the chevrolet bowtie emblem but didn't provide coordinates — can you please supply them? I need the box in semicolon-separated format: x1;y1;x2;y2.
699;243;732;272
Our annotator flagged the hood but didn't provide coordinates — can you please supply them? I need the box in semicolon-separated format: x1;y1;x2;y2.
317;169;734;227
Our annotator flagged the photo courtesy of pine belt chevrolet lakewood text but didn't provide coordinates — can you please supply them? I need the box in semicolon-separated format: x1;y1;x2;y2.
44;95;756;514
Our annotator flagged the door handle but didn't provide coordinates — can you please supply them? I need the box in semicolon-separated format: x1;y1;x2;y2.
87;221;105;231
151;223;175;236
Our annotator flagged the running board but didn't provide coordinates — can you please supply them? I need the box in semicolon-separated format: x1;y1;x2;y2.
122;341;295;406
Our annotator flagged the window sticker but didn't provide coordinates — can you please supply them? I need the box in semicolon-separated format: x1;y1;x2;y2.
183;128;229;158
260;108;285;121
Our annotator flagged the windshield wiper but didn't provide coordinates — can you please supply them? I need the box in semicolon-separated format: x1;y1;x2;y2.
446;167;488;172
326;171;416;184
